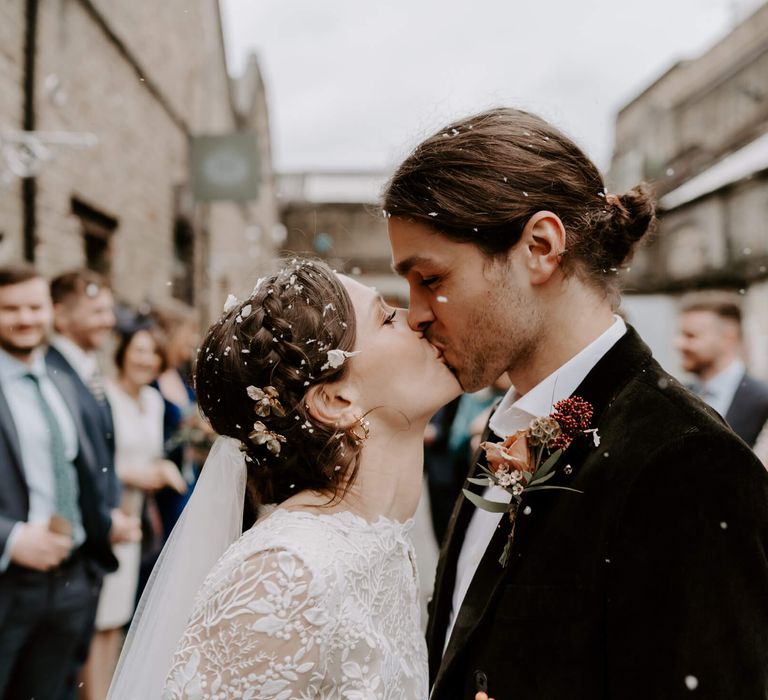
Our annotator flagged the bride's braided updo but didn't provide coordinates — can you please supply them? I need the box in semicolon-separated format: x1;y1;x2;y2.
195;258;362;508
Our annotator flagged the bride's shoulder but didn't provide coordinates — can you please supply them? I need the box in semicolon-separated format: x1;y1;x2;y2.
197;509;345;598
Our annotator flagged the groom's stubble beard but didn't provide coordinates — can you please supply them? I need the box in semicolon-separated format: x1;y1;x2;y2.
448;281;543;393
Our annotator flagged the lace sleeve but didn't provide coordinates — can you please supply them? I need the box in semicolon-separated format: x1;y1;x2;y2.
162;548;327;700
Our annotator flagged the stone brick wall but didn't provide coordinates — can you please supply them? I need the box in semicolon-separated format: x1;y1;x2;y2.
0;0;25;260
610;2;768;192
0;0;278;325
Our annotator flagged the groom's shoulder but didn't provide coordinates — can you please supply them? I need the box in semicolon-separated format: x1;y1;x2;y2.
622;360;720;425
606;357;763;474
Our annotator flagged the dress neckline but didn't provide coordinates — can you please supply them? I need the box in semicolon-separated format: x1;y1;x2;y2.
262;506;415;534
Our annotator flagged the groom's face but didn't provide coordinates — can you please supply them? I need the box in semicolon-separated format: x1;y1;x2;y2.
389;218;540;392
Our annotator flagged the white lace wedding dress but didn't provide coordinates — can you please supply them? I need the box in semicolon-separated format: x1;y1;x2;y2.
162;509;428;699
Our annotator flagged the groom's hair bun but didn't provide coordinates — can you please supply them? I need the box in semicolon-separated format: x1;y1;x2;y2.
195;258;363;510
383;107;656;303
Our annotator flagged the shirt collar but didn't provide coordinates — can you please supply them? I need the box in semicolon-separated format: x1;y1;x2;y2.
51;333;98;380
489;316;627;438
0;346;47;382
701;359;745;399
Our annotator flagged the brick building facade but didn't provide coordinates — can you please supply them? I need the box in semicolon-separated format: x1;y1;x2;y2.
609;1;768;377
277;171;407;301
0;0;278;322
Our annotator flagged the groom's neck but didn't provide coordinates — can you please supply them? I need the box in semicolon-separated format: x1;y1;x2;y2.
509;285;616;395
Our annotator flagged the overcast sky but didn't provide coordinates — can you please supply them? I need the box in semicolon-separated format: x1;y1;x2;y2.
221;0;764;174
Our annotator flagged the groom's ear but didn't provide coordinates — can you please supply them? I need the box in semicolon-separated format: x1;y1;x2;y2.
520;211;566;286
304;382;358;430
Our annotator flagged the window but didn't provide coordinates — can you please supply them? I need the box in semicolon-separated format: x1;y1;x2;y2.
70;197;117;277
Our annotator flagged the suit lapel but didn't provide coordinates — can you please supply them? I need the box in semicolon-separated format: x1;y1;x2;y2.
47;368;93;473
437;501;511;680
724;371;748;425
427;414;500;681
430;326;655;691
0;383;27;491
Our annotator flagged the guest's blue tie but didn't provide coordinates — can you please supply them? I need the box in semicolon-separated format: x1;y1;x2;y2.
26;373;80;528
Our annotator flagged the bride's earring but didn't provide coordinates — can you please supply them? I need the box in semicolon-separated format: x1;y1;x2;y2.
348;417;370;446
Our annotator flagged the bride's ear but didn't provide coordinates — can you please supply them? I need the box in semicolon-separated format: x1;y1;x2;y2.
304;382;358;430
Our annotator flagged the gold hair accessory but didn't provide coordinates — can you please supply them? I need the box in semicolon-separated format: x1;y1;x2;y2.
249;421;287;455
246;385;286;418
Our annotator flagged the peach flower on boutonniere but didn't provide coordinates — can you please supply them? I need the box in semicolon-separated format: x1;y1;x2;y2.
464;396;596;567
481;429;534;479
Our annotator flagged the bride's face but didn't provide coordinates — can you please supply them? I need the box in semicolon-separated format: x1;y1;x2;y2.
339;276;461;423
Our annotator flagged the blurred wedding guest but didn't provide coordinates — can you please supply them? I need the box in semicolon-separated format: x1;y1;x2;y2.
150;301;204;536
423;398;460;543
676;292;768;446
48;269;140;698
425;375;511;543
80;325;186;700
0;264;118;699
49;269;121;512
450;374;512;467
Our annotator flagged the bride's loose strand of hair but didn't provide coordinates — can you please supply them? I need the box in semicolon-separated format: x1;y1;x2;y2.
194;259;364;509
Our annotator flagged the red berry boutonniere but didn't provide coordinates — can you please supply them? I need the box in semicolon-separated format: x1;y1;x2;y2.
464;396;597;566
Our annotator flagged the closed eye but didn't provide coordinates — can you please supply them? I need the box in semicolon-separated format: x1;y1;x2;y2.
420;276;440;288
383;309;397;326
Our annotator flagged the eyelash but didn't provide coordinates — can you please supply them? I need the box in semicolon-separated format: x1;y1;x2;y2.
383;309;397;325
421;276;440;288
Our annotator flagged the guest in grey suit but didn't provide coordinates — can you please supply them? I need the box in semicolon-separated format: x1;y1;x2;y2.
0;265;119;699
46;269;140;699
676;291;768;447
49;269;121;511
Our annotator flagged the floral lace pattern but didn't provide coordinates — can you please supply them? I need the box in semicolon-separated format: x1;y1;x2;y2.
163;509;427;699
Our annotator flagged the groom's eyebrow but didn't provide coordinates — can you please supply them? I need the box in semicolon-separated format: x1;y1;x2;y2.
392;255;432;276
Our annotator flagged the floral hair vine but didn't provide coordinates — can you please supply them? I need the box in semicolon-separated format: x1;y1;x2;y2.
249;421;286;456
244;385;288;456
320;349;361;371
464;396;597;567
246;385;286;418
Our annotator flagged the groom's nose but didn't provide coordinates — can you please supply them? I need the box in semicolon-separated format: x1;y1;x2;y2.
406;291;434;332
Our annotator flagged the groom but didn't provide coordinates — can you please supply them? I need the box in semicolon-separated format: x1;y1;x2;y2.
385;108;768;699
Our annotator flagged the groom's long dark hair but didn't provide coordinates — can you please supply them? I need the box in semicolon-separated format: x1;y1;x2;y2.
383;107;656;303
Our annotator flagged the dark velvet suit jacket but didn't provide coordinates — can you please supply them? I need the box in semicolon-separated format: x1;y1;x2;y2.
427;327;768;700
0;362;118;626
45;345;120;509
724;372;768;448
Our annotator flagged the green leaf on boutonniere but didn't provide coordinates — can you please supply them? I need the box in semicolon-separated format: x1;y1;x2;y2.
477;464;495;478
462;489;512;513
527;470;557;487
533;448;563;480
524;485;583;494
467;476;493;486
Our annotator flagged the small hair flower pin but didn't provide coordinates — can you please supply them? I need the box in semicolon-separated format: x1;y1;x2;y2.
249;421;287;455
321;349;361;371
246;385;286;418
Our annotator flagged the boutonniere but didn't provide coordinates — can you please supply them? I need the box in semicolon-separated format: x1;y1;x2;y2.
463;396;598;567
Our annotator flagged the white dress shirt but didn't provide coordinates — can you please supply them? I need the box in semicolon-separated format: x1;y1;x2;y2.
51;333;100;384
691;359;745;418
444;317;627;651
0;347;83;570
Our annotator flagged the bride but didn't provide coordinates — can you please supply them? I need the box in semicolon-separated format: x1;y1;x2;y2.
108;258;461;699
